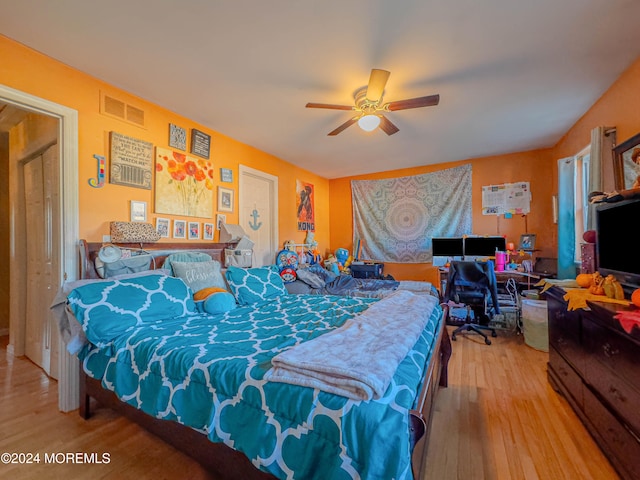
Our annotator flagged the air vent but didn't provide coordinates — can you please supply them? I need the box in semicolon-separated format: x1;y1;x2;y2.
126;105;145;126
100;92;146;128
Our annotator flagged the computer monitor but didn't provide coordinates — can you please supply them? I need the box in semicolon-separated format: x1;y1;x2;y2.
463;236;506;260
431;237;464;266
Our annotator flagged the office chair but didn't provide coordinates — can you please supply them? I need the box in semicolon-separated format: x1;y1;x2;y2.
443;260;500;345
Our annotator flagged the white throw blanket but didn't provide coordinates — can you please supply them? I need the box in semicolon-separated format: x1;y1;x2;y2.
265;290;439;401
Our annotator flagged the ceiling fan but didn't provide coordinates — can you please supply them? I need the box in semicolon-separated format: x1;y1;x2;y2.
306;68;440;136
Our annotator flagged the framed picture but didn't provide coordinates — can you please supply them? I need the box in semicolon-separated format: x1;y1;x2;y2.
216;213;226;230
110;132;153;190
155;147;214;218
190;128;211;159
156;217;170;238
168;123;187;151
218;187;234;212
188;221;200;240
130;200;147;222
220;168;233;183
518;234;536;250
173;220;186;239
203;222;214;240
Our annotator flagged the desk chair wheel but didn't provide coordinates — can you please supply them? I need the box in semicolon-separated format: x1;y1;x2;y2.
485;338;492;345
491;331;497;337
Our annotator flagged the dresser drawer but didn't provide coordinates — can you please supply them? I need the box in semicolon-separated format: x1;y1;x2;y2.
547;295;585;374
583;316;640;385
583;317;640;435
583;386;640;480
548;346;583;409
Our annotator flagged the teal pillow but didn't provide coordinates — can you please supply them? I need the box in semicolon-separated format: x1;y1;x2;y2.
162;252;212;275
225;265;288;305
67;275;196;347
198;291;237;315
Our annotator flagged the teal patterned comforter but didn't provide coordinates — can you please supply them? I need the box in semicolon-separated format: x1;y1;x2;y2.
69;276;442;480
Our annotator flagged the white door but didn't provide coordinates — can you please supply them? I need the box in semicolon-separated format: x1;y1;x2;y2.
239;165;278;267
23;145;60;378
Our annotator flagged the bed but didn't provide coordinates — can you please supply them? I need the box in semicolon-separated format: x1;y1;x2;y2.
67;240;451;480
285;263;438;299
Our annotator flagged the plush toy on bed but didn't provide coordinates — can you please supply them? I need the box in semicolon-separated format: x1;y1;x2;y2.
324;254;340;275
335;248;352;272
193;287;237;315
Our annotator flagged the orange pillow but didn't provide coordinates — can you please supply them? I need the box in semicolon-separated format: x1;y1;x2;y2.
193;286;228;301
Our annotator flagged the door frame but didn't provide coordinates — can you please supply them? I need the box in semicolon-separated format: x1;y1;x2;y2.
0;84;79;412
238;165;278;266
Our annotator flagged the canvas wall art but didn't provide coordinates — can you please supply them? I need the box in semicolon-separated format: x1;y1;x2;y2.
155;147;214;218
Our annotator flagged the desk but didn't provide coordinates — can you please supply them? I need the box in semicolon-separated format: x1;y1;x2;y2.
438;267;544;295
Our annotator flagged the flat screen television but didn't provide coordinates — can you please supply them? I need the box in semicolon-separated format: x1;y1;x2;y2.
596;198;640;290
463;236;506;258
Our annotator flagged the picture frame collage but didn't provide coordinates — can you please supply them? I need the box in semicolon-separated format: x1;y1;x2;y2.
156;217;217;241
149;124;236;241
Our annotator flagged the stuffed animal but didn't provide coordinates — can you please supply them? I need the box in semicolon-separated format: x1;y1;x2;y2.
324;254;340;275
305;231;318;250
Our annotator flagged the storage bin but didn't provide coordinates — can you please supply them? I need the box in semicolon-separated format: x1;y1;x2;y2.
521;299;548;351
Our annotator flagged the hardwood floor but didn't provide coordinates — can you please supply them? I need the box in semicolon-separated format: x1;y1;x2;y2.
423;327;620;480
1;331;620;480
0;336;216;480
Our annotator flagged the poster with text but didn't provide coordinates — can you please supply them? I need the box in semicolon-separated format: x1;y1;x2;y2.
296;180;315;231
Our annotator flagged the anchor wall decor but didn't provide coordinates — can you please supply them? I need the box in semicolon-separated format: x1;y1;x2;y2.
249;208;262;231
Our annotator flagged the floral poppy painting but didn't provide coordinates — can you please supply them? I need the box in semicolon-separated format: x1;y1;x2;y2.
155;147;214;218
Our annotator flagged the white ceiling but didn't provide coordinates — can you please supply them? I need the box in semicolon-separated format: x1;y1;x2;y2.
2;0;640;179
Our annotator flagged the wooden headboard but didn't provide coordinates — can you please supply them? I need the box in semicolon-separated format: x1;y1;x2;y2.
79;239;236;279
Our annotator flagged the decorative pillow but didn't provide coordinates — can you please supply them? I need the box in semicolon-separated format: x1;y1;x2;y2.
66;275;196;347
295;267;326;289
162;252;212;275
225;265;288;305
171;260;227;293
193;286;228;301
198;291;237;315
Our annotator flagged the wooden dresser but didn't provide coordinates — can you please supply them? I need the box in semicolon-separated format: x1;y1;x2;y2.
546;286;640;480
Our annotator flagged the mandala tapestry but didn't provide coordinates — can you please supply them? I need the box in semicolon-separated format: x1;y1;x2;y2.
351;164;472;263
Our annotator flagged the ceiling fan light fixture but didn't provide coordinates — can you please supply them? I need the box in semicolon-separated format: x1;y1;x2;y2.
358;114;380;132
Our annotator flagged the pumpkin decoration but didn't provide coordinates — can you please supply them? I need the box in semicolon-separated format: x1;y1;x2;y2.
588;272;606;296
603;275;625;300
576;273;593;288
631;289;640;308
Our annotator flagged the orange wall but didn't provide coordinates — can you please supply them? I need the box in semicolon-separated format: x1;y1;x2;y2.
329;54;640;284
0;35;329;252
3;33;640;283
329;150;555;284
552;58;640;172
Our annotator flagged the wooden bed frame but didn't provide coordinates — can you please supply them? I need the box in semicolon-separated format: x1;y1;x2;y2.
77;239;451;480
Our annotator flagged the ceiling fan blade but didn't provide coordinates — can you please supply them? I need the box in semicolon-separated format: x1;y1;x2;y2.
386;94;440;111
366;69;390;102
379;115;399;136
328;117;358;136
306;102;354;111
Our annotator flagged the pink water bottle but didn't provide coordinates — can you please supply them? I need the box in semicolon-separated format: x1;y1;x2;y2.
495;251;506;271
